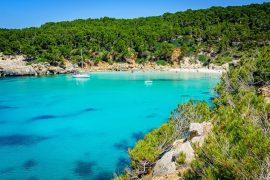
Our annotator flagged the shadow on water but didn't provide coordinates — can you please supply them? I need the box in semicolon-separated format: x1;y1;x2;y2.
181;94;190;97
131;131;144;141
30;115;57;121
0;134;51;147
0;166;16;174
113;139;130;151
115;157;130;174
22;159;38;170
0;105;17;110
73;160;96;177
94;171;113;180
84;108;97;112
27;107;98;123
145;113;157;119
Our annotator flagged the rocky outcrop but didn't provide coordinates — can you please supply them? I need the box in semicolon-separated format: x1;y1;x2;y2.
208;63;228;71
89;61;173;72
259;85;270;103
0;55;77;77
151;122;212;179
171;48;181;62
0;55;36;76
180;57;202;69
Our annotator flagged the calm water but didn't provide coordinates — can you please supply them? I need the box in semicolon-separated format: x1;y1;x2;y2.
0;72;219;180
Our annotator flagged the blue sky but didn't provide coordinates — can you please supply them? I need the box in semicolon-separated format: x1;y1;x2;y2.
1;0;269;29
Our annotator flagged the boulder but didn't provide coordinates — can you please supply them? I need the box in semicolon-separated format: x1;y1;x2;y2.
189;122;212;147
0;57;36;76
170;48;181;63
62;61;77;73
189;122;212;137
172;141;194;164
48;66;65;74
153;140;194;177
31;63;50;75
152;122;212;178
153;151;176;176
259;85;270;103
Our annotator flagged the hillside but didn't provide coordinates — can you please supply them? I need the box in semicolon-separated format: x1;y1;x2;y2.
119;45;270;180
0;3;269;67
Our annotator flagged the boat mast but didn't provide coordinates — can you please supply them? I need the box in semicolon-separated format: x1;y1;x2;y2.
80;48;83;69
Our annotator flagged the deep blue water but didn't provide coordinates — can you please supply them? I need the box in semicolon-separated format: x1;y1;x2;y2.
0;72;219;180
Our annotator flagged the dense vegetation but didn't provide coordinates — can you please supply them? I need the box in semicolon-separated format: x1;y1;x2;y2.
1;2;269;179
0;3;269;66
122;46;270;179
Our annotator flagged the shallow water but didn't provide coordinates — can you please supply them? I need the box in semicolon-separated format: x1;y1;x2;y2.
0;72;220;180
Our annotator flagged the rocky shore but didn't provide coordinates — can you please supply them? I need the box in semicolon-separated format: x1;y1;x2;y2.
0;55;77;77
145;122;212;180
0;54;226;77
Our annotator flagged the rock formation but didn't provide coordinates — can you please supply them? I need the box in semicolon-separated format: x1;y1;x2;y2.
259;85;270;103
0;55;77;77
151;122;212;179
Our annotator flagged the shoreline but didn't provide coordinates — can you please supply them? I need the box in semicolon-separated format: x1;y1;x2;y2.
0;56;225;77
87;67;224;74
0;67;224;78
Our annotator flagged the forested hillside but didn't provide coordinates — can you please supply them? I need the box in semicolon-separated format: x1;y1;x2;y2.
121;45;270;180
0;3;269;66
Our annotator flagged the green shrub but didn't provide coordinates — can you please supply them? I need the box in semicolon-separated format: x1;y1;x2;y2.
128;122;175;166
136;58;147;64
176;151;186;165
198;54;208;65
184;47;270;179
156;59;168;66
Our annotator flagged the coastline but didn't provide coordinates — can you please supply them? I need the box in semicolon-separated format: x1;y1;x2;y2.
0;55;225;77
88;68;224;74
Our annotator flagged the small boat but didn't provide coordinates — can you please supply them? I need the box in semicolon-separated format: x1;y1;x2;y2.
72;49;90;79
72;73;90;78
144;80;153;85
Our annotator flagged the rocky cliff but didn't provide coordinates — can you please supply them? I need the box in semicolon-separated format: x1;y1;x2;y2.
146;122;212;180
0;55;77;77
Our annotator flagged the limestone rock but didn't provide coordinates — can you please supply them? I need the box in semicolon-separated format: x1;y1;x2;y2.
0;56;36;76
180;56;202;69
152;122;212;179
259;85;270;103
189;122;212;137
153;141;194;177
172;141;194;164
62;61;77;73
171;48;181;62
189;122;212;147
31;63;50;75
153;151;176;176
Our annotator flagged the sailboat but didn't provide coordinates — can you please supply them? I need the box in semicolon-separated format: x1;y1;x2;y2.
72;49;90;78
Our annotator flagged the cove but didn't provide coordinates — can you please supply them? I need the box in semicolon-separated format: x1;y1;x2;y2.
0;72;220;180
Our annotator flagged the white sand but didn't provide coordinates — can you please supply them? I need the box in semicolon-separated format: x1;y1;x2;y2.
168;68;225;74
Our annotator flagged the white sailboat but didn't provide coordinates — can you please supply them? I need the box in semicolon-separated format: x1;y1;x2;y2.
72;49;90;78
144;80;153;86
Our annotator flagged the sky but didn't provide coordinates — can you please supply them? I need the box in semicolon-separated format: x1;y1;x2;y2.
1;0;269;29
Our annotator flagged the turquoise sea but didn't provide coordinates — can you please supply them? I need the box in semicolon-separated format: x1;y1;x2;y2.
0;72;220;180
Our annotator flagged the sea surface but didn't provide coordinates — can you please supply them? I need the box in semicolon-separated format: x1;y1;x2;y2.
0;72;220;180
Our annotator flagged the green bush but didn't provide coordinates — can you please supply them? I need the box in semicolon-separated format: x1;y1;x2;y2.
128;122;175;166
198;54;208;65
136;58;147;64
176;151;186;165
156;60;168;66
183;47;270;179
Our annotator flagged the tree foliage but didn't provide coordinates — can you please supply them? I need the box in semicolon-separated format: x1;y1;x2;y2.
127;46;270;179
0;3;269;65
